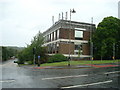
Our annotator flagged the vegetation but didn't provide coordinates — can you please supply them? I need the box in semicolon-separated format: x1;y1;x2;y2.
18;59;120;67
1;46;22;61
40;60;120;67
92;16;120;60
47;54;67;63
18;31;48;64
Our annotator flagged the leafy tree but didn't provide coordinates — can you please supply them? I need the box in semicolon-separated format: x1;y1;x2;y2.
2;47;8;61
2;46;19;61
92;16;120;60
18;31;48;64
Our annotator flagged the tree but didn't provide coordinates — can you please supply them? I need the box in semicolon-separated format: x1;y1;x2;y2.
18;31;48;64
2;47;8;61
92;16;120;60
2;46;19;61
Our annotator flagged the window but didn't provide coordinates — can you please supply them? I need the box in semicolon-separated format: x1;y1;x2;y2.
48;34;50;41
54;31;56;40
52;32;54;41
57;30;59;39
55;30;57;40
50;34;51;41
75;45;82;50
75;30;83;40
74;44;83;55
51;33;53;41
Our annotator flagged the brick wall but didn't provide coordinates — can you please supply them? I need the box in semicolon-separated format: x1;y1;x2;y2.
82;44;90;55
59;43;74;54
83;31;90;40
59;28;74;39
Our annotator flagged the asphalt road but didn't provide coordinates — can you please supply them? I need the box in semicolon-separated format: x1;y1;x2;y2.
1;59;120;89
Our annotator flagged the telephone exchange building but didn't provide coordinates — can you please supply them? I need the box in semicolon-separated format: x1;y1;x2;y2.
42;20;96;60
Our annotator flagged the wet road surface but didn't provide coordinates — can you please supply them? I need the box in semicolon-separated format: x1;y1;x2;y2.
1;59;120;89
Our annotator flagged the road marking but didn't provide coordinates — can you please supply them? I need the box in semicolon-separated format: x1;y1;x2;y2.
42;74;88;80
61;80;113;89
0;80;15;83
104;71;120;75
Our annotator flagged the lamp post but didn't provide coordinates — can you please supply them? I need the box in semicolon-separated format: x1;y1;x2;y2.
90;17;93;66
68;9;76;66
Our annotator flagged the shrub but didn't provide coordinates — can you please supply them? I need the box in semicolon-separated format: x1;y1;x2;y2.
27;61;33;65
47;54;67;63
17;60;24;64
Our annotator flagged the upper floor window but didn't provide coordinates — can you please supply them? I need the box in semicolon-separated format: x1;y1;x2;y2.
54;31;56;40
51;33;53;41
57;30;59;39
75;30;83;40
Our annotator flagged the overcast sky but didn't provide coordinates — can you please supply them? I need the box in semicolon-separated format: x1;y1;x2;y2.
0;0;119;47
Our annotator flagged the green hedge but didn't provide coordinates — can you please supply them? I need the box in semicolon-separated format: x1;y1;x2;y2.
47;54;67;63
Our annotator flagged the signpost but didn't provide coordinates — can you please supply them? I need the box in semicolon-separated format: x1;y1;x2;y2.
38;55;40;67
33;47;36;65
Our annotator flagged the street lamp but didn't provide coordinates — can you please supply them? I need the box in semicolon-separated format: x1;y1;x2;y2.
90;17;93;66
68;9;76;66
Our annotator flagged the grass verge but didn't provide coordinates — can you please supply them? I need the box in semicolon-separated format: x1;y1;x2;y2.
40;60;120;67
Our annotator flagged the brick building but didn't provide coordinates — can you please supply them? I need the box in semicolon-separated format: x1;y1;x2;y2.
42;20;96;60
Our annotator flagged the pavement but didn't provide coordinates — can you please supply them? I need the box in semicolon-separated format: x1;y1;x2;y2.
86;64;119;68
33;65;90;69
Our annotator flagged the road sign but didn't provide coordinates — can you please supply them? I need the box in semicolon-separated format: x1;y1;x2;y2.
38;55;40;59
38;55;40;67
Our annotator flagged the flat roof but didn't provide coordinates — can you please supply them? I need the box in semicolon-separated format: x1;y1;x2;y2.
43;20;96;35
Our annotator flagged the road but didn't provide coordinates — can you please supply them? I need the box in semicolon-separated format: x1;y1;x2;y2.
0;59;120;89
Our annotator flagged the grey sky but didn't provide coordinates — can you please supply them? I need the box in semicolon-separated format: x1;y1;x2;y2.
0;0;119;47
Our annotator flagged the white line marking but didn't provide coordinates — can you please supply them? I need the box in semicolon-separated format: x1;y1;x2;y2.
104;71;120;75
0;80;15;83
61;80;113;89
42;74;88;80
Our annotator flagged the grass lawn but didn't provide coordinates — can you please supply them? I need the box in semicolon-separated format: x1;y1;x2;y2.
40;60;120;67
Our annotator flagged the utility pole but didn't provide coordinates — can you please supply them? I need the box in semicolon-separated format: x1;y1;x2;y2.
52;16;54;25
62;12;63;20
65;12;68;20
58;13;60;20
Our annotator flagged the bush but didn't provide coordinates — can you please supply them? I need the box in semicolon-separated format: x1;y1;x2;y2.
27;61;33;65
47;54;67;63
17;60;24;64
